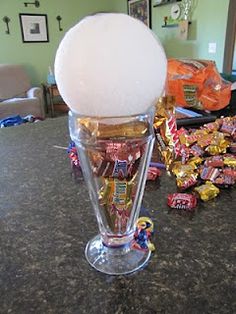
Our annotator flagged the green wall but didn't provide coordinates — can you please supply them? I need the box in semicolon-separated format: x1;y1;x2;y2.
0;0;126;86
108;0;230;73
152;0;229;72
0;0;230;86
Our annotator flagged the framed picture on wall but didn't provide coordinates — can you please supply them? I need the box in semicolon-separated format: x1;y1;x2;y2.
19;14;49;43
128;0;151;28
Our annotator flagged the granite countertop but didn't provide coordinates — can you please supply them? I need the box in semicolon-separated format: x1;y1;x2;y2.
0;117;235;314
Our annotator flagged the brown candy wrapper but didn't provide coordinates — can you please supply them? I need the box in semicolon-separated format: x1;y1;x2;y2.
78;117;149;139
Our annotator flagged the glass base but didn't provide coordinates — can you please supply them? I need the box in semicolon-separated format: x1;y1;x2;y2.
85;234;151;275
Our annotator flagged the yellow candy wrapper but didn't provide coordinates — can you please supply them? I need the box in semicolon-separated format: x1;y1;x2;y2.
99;177;135;233
78;117;149;139
194;181;220;201
171;161;196;178
223;157;236;168
153;96;180;169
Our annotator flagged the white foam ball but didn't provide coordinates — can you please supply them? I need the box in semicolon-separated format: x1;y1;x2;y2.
55;13;167;117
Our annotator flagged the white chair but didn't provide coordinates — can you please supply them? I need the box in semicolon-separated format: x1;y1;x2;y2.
0;64;45;119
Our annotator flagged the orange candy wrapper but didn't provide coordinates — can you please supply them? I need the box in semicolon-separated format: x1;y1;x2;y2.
167;59;231;111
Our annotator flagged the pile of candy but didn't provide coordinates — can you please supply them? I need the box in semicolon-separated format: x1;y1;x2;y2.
168;116;236;210
153;96;235;211
68;95;235;213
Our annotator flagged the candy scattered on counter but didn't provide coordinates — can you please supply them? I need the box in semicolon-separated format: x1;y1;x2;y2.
68;111;235;212
168;115;236;206
194;181;220;202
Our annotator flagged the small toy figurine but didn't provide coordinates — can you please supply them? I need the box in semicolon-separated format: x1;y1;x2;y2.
164;16;168;26
132;216;155;252
67;140;83;181
67;141;80;167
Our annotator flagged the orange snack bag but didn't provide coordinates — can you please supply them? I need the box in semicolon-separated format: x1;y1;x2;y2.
167;59;231;111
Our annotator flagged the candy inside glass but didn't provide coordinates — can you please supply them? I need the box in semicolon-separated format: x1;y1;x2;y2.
69;109;155;275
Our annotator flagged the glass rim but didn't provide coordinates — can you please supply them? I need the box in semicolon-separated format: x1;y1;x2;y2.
68;106;155;121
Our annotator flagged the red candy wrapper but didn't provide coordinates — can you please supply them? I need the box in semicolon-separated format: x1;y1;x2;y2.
204;156;224;168
167;193;197;211
223;167;236;179
213;174;235;187
147;167;161;181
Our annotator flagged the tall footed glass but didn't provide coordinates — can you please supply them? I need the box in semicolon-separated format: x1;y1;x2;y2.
69;108;155;275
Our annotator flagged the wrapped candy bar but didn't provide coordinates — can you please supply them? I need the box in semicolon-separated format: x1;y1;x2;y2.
223;167;236;179
204;156;224;167
224;156;236;168
188;156;203;168
205;131;230;155
153;96;180;169
203;119;222;132
178;128;210;147
213;174;235;187
229;143;236;153
99;177;134;233
78;117;149;139
205;145;228;155
104;142;143;162
171;161;196;177
147;167;161;181
167;193;197;211
176;173;198;190
200;166;220;182
179;144;190;164
91;141;144;179
197;133;214;148
224;153;236;159
194;181;220;201
190;144;204;157
220;117;236;135
93;159;140;179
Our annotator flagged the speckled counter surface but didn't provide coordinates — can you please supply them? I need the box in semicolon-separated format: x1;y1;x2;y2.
0;116;235;314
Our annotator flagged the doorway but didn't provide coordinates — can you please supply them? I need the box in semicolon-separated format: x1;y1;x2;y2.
223;0;236;74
